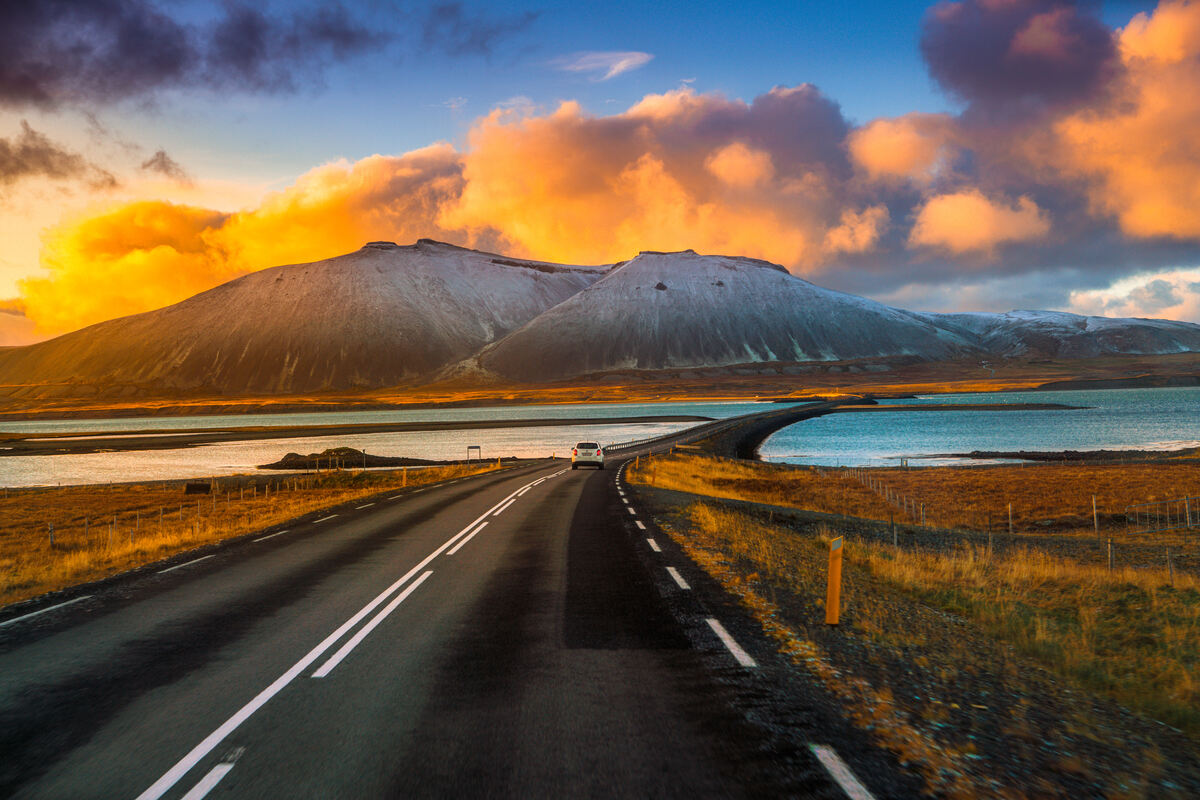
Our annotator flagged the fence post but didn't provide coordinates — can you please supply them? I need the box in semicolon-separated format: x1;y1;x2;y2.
48;523;54;547
825;537;844;626
1107;537;1114;572
1167;548;1175;586
1187;497;1193;529
890;512;896;548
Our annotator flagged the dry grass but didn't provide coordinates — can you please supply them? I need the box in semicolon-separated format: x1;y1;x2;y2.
670;501;1200;794
629;451;1200;538
0;462;504;608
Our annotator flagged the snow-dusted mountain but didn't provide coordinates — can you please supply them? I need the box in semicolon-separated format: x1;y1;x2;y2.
2;242;1197;396
919;310;1200;359
0;240;603;395
474;250;977;381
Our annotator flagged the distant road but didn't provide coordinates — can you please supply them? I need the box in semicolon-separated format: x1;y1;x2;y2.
0;405;900;798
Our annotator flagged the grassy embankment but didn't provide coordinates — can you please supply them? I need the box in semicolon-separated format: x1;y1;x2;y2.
0;462;504;608
628;453;1199;791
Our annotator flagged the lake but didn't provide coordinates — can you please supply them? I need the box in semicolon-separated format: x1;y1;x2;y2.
758;387;1200;467
0;401;780;487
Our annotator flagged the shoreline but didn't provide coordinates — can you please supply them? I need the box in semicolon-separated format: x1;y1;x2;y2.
0;414;713;457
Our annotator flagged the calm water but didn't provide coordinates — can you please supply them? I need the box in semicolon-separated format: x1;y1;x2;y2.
1;401;780;487
758;387;1200;467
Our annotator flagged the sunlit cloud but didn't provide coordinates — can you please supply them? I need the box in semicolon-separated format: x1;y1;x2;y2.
1067;268;1200;320
909;190;1051;258
553;51;654;81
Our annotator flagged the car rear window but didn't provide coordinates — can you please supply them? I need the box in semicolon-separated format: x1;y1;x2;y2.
576;442;599;449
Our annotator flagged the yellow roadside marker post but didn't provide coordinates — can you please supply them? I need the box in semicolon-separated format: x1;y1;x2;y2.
825;536;844;626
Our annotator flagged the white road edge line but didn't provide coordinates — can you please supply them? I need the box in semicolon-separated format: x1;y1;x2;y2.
0;595;92;628
809;744;877;800
516;486;531;496
446;521;488;555
635;521;647;530
158;555;214;575
356;503;375;509
647;538;661;552
179;764;234;800
492;498;516;516
135;468;556;800
312;571;434;678
706;618;757;668
312;514;338;524
666;567;691;590
252;530;289;543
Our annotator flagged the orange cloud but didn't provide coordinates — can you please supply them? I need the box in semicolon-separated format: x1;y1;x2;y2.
704;142;774;188
1051;0;1200;238
908;190;1050;257
848;113;955;182
20;144;469;335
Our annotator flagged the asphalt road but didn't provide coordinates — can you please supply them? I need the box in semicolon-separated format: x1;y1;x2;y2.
0;452;890;799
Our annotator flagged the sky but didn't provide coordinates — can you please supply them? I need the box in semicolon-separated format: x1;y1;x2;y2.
3;0;1199;345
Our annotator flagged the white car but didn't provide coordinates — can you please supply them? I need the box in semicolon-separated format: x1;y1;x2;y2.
571;441;604;469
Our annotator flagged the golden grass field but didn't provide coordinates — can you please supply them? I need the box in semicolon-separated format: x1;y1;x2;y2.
634;450;1200;538
0;463;504;608
666;502;1200;796
627;453;1200;738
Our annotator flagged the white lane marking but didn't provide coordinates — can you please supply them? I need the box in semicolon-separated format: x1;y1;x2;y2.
388;495;404;501
136;467;559;800
810;744;877;800
622;498;630;506
626;507;637;516
158;555;215;575
635;521;646;530
446;522;488;556
179;764;234;800
252;530;289;543
516;486;531;496
0;595;92;628
706;618;757;668
312;571;434;678
312;514;338;524
667;567;691;590
355;503;375;509
492;498;516;516
646;538;661;552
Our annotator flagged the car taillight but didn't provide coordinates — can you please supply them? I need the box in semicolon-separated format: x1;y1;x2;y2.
572;448;577;455
595;450;601;456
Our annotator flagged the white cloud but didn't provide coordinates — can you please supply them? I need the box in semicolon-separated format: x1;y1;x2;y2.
553;51;653;81
1066;268;1200;322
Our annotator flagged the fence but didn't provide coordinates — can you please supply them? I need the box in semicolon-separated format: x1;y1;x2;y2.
1126;496;1198;534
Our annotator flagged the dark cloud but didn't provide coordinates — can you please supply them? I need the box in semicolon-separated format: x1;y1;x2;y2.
422;2;538;56
0;1;387;108
140;149;191;183
0;121;116;189
920;0;1117;118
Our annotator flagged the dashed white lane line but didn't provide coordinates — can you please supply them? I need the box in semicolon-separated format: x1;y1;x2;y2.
253;529;289;543
516;486;531;496
355;503;375;510
312;514;338;524
646;538;661;552
706;618;757;668
622;498;631;506
666;567;691;590
0;595;92;628
626;507;637;516
312;570;434;678
388;495;404;501
493;498;516;516
135;468;561;800
157;555;214;575
809;744;877;800
179;760;236;800
446;521;488;556
635;520;647;530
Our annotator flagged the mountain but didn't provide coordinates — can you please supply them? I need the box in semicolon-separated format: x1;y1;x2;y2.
2;241;1198;397
0;240;603;396
918;310;1200;359
472;250;977;381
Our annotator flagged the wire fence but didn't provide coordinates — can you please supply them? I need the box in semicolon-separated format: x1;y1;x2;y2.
1126;496;1199;534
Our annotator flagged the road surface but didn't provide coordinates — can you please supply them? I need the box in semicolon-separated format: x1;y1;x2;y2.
0;437;898;797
